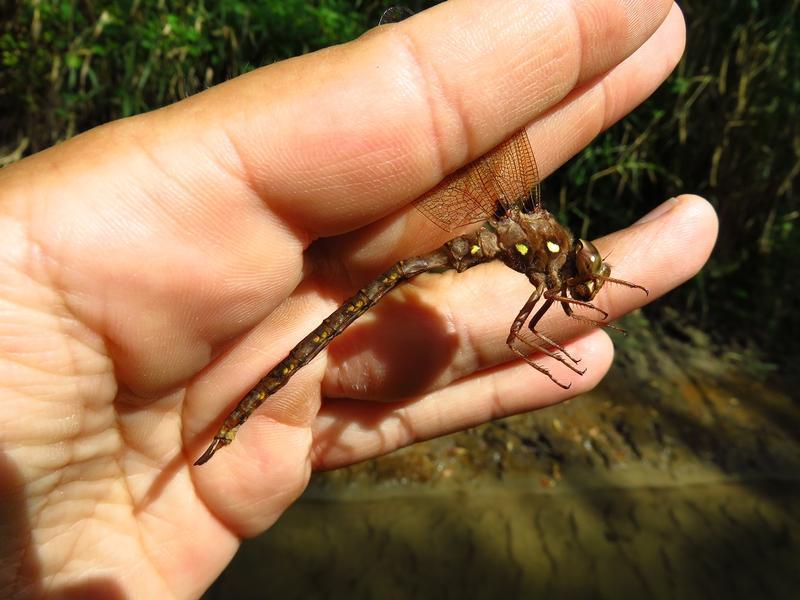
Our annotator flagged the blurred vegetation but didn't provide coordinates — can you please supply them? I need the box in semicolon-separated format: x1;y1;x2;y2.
553;0;800;366
0;0;377;153
1;0;798;365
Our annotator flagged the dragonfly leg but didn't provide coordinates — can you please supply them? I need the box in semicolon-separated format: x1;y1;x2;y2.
546;290;609;320
522;297;583;365
593;275;649;295
506;284;581;388
561;302;628;334
506;282;545;344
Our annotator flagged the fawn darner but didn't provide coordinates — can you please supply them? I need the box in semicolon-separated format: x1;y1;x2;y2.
194;129;648;465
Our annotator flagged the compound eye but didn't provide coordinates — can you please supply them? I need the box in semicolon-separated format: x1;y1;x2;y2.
575;239;603;276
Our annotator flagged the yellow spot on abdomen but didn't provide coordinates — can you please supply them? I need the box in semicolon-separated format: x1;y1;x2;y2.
470;245;480;255
515;243;529;255
546;241;560;253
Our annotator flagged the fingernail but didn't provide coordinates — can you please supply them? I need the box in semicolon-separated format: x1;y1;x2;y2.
635;197;678;225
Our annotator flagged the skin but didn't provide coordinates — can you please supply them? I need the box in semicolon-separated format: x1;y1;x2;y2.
0;0;717;598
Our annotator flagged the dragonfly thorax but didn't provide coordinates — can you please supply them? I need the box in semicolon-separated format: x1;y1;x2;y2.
492;210;573;275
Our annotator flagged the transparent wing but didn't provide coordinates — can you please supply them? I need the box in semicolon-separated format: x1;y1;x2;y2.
413;129;542;232
412;162;500;231
488;129;541;214
379;6;415;25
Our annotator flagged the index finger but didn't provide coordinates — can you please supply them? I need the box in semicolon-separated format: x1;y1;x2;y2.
148;0;676;236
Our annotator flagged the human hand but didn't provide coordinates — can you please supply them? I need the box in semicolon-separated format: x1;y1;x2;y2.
0;1;715;597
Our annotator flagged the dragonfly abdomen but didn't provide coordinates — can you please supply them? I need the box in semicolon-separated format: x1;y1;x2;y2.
195;237;491;465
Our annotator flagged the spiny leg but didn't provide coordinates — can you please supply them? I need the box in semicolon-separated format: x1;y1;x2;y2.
593;275;649;295
514;328;583;367
509;340;581;387
522;294;583;365
554;274;648;333
561;302;627;333
545;291;609;320
505;285;578;388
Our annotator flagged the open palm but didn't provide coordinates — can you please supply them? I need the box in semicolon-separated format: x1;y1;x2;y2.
0;1;716;598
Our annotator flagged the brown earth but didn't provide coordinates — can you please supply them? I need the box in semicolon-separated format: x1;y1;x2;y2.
206;313;800;599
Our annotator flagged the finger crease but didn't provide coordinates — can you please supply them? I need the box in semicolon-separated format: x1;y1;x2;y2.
382;27;472;178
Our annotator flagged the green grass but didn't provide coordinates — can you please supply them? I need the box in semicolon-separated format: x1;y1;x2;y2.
0;0;373;152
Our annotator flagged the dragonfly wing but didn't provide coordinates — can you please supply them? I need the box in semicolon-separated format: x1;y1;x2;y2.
413;166;492;231
487;129;541;214
413;129;542;231
379;6;415;25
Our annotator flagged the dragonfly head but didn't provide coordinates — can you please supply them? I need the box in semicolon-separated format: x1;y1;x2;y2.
569;239;610;301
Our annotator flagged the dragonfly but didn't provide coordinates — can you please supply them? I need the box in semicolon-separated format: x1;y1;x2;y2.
194;128;648;465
